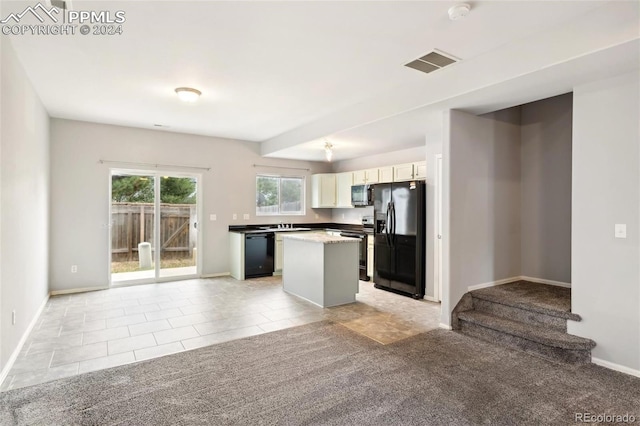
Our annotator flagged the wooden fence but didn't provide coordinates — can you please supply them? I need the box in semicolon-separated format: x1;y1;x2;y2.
111;203;197;261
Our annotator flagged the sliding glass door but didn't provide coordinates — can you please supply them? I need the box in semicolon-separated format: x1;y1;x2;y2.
158;176;198;278
110;171;199;284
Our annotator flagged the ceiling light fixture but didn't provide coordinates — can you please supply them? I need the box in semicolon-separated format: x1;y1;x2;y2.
175;87;202;103
324;141;333;162
448;3;471;21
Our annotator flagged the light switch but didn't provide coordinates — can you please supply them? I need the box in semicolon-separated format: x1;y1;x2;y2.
232;214;237;220
209;214;216;221
243;214;250;220
615;224;627;239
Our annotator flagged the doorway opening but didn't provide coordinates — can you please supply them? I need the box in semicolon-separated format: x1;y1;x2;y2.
434;154;443;302
109;170;200;284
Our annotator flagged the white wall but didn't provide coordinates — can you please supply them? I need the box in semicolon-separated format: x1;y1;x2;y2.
443;108;522;325
331;146;426;174
0;39;50;373
569;71;640;372
520;94;573;283
49;119;332;292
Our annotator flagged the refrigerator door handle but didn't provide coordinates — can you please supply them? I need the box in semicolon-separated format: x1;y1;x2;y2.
391;201;396;246
385;202;391;246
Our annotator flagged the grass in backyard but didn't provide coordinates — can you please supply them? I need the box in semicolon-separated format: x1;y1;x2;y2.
111;258;196;273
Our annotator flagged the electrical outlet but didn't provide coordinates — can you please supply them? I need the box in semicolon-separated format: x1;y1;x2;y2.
71;265;78;273
232;214;237;220
12;310;16;325
615;224;627;239
209;214;217;221
243;214;250;220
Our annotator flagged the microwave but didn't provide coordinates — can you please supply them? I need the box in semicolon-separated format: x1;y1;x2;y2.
351;184;373;207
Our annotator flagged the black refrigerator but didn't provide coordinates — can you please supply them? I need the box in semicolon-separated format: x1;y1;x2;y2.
373;181;426;299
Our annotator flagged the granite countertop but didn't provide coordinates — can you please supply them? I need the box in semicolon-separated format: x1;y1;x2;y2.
282;233;360;244
229;223;371;235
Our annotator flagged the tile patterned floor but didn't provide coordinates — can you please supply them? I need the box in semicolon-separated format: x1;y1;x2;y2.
1;276;440;391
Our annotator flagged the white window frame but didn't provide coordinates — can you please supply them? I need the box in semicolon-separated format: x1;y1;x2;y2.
255;174;306;216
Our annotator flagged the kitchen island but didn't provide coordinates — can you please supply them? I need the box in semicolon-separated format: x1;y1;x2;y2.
282;233;360;308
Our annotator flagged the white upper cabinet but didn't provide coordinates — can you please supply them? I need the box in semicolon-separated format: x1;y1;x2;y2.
393;163;415;182
353;168;380;184
365;168;379;184
379;166;394;183
312;161;426;209
311;174;336;208
352;170;366;185
413;161;427;180
393;161;427;181
335;172;353;208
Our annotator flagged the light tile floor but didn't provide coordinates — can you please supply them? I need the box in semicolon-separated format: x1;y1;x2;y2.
1;276;440;391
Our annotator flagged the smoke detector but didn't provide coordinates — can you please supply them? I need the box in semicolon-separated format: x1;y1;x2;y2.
448;3;471;21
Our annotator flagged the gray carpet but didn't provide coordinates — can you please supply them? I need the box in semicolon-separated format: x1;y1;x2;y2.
1;321;639;425
471;281;578;319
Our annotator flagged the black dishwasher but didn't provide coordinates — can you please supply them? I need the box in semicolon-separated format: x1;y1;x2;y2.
245;233;275;278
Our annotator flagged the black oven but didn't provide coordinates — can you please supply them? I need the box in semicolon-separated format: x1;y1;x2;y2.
339;231;369;281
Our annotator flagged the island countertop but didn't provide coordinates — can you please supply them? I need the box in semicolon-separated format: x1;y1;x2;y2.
282;233;359;244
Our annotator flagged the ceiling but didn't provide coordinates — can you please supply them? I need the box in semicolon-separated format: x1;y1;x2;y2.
3;1;638;162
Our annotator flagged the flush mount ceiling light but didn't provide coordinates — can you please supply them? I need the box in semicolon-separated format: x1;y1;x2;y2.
175;87;202;103
324;141;333;162
448;3;471;21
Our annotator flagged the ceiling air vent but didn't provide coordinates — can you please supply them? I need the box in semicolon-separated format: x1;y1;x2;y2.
405;50;458;75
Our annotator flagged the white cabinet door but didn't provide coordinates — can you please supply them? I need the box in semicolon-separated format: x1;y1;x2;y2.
311;174;336;208
413;161;427;180
367;235;374;280
275;239;283;271
394;163;415;181
379;166;394;183
335;172;353;208
365;168;379;184
352;170;366;185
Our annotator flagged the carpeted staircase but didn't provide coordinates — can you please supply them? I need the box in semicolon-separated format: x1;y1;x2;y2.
452;281;596;363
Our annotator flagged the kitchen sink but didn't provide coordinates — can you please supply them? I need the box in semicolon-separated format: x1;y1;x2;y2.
259;227;312;232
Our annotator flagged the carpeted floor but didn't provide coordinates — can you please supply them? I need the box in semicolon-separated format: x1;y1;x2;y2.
471;281;573;316
1;321;639;425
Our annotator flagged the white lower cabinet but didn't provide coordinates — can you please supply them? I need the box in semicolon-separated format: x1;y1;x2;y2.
275;233;284;273
367;234;374;281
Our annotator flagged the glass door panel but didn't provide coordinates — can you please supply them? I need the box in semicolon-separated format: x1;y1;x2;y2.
110;173;156;283
159;176;198;278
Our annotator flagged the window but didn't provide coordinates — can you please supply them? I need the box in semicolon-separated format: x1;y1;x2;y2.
256;175;305;215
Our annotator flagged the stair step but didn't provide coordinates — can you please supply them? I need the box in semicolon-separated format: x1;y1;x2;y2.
457;311;595;351
473;298;567;332
471;281;580;322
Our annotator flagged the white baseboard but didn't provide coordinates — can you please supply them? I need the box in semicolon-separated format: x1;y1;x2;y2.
423;295;440;303
0;294;49;387
200;272;230;278
467;276;521;292
592;357;640;378
520;276;571;288
467;275;571;292
439;323;452;330
50;286;109;296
